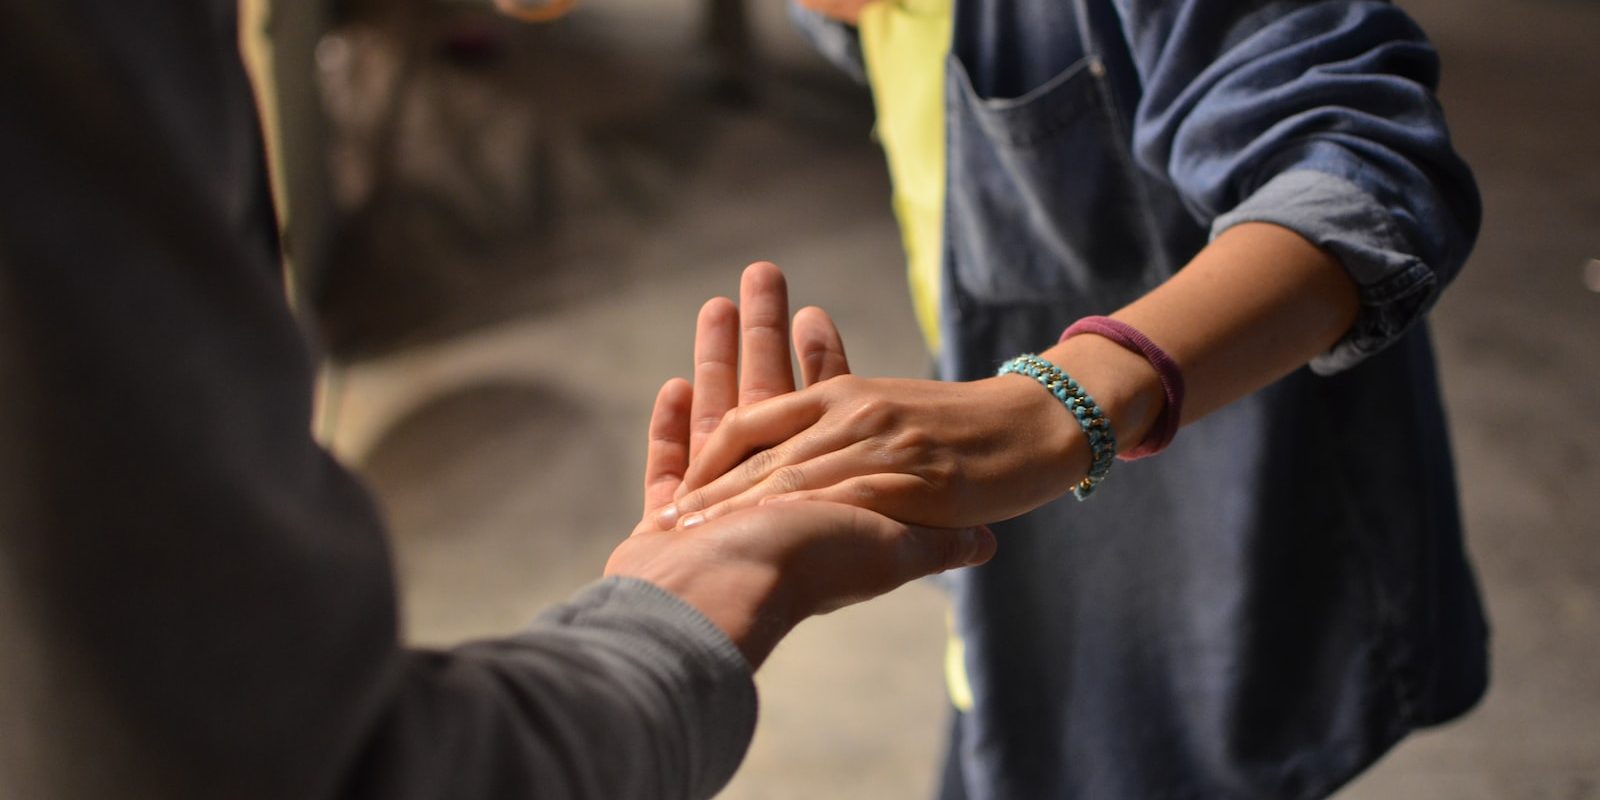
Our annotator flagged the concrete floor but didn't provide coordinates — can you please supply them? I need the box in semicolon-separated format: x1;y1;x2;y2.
315;0;1600;796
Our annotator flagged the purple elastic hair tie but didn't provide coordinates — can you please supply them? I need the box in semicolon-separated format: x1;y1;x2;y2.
1060;316;1185;460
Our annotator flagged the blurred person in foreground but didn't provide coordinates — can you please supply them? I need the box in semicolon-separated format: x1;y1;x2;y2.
0;4;993;798
652;0;1491;797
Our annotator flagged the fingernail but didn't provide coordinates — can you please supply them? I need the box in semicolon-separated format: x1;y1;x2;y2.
657;505;679;527
681;513;706;529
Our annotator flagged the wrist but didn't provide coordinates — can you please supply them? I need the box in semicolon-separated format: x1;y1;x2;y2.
606;538;793;668
985;372;1093;500
1039;334;1164;457
664;574;792;669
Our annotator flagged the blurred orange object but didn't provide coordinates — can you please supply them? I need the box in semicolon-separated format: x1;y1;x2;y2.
493;0;579;23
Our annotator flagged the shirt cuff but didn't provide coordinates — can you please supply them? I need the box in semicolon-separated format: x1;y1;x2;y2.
543;577;758;799
1210;169;1437;375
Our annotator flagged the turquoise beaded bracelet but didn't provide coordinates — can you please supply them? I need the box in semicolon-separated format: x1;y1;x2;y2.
997;354;1117;500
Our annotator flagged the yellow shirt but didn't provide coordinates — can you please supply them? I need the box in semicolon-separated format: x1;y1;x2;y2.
860;0;975;712
859;0;953;355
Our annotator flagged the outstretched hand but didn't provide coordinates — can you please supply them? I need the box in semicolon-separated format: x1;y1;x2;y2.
642;266;1116;531
660;371;1088;530
631;261;851;534
608;262;994;668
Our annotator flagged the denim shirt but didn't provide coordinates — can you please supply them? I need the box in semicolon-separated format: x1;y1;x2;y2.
795;1;1488;797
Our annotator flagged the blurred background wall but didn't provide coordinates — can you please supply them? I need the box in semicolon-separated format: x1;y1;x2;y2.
249;0;1599;796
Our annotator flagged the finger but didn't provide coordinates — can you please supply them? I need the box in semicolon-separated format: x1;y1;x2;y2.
897;523;997;580
690;297;739;463
797;504;995;615
679;440;883;527
792;305;851;386
758;472;932;524
738;262;796;405
638;378;693;533
674;390;826;503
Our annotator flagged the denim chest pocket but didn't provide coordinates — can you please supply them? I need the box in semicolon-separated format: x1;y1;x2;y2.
944;52;1163;308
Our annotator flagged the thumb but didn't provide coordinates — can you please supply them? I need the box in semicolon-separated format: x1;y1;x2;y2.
901;524;997;579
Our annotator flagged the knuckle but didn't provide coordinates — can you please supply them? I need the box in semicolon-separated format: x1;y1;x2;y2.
693;407;730;434
769;465;807;494
771;489;814;509
878;429;957;492
849;479;878;505
846;396;891;430
818;373;858;401
875;428;933;470
888;427;931;457
743;319;787;339
918;458;957;492
741;388;783;405
740;447;780;481
868;439;900;468
679;488;708;513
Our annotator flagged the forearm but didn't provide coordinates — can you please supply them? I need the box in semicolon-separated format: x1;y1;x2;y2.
1037;222;1358;462
349;579;756;800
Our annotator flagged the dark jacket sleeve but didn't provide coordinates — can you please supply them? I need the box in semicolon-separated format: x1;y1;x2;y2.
0;3;754;799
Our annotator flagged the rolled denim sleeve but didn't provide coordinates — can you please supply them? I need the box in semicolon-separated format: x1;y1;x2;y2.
1111;0;1481;372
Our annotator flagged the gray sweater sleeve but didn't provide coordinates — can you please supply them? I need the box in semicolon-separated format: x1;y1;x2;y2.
348;579;757;800
0;3;754;799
